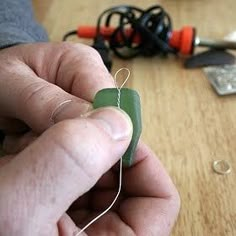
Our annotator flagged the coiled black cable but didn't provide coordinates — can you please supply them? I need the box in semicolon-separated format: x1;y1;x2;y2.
63;5;176;61
96;5;176;59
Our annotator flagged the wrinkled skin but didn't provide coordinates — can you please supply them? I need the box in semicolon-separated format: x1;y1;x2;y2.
0;43;180;236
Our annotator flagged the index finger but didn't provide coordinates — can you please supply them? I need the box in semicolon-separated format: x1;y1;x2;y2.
21;42;115;102
0;43;114;133
55;43;115;101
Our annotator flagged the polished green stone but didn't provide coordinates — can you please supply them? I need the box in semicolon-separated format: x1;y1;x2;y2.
93;88;142;166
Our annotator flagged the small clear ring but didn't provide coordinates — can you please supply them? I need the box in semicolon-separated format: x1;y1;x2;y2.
212;160;231;175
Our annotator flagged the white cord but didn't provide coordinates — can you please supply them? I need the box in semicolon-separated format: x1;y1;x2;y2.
75;159;123;235
75;68;130;235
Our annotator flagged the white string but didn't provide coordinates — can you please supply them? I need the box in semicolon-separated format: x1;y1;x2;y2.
50;99;72;124
75;68;130;236
114;68;130;108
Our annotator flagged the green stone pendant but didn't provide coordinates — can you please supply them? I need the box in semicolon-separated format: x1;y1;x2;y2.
93;88;142;167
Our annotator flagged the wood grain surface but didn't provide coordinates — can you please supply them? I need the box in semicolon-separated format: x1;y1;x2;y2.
33;1;236;235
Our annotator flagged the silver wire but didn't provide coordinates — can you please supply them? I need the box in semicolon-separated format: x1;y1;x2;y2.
114;68;131;108
75;68;130;236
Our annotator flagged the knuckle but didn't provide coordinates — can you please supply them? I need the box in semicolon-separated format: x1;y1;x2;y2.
82;45;101;58
21;82;50;104
58;41;76;51
50;118;111;178
55;43;105;72
52;119;77;142
18;81;69;131
49;121;87;170
58;42;100;57
0;57;22;75
57;42;104;67
75;43;103;62
19;82;53;121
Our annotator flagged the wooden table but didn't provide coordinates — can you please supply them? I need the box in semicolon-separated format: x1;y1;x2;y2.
33;1;236;235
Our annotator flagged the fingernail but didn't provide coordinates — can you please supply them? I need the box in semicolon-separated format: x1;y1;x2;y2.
85;107;133;141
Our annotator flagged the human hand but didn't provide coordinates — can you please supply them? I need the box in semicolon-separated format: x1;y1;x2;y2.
68;141;180;236
0;108;180;236
0;42;114;139
0;106;133;235
0;43;180;235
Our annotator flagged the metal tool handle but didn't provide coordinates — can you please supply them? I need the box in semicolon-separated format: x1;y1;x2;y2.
195;37;236;50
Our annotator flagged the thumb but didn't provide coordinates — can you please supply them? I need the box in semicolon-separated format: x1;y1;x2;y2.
0;107;132;234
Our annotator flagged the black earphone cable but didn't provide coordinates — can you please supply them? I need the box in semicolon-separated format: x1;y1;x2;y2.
62;5;177;70
94;5;176;59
